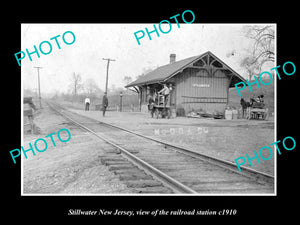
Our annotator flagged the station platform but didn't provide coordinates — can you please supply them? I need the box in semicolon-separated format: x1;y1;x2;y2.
67;107;275;176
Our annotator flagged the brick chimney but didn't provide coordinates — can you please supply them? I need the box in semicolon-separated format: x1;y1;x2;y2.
170;54;176;64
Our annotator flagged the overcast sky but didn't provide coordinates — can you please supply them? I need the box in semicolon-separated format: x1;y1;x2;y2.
21;23;275;95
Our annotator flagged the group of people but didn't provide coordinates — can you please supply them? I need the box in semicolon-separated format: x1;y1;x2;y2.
84;83;172;117
251;94;265;109
255;94;264;103
84;92;109;116
148;83;173;108
240;94;266;118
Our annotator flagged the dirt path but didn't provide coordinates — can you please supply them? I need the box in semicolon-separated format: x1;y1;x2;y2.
22;104;130;194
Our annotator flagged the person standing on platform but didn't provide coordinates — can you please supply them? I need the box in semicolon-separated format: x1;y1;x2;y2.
102;92;109;116
158;84;171;106
85;97;90;111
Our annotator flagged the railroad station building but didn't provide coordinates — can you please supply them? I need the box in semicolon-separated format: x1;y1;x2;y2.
125;51;246;116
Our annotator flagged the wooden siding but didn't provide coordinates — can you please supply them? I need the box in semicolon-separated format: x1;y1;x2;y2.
174;68;229;114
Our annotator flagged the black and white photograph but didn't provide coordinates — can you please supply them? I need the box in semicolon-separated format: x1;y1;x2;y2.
4;6;298;223
20;23;276;195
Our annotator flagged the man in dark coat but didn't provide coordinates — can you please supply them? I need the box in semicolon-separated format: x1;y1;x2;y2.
102;92;108;116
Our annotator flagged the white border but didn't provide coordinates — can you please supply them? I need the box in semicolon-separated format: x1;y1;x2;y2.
21;23;277;196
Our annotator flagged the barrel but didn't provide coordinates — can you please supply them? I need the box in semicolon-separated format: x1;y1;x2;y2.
171;108;176;118
232;109;238;119
225;110;233;120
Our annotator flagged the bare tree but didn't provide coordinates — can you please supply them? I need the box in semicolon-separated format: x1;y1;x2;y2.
241;25;275;80
84;78;102;97
123;76;133;86
70;73;83;96
240;56;261;80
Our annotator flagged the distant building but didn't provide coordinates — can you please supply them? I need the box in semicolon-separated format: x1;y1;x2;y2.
125;51;246;116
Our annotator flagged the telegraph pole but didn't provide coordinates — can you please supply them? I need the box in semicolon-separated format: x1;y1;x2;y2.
102;58;116;94
34;66;43;109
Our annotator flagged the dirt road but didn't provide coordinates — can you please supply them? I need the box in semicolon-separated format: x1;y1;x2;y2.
22;104;130;194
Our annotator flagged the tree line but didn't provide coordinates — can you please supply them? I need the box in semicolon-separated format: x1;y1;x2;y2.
53;73;139;111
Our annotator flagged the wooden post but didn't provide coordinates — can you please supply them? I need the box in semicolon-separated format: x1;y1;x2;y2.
28;115;34;134
102;58;116;94
24;108;33;134
138;86;142;111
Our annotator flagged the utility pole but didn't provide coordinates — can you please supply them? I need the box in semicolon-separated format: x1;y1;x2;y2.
102;58;116;94
34;66;43;109
119;91;123;112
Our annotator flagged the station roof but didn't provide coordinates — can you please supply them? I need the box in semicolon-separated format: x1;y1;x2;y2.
125;51;246;88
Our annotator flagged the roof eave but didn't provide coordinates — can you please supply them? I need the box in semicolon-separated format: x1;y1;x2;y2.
125;51;247;88
125;79;164;88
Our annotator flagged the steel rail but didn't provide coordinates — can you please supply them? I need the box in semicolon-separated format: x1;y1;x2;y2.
49;101;274;185
47;101;274;184
47;102;198;194
115;129;273;185
96;119;274;183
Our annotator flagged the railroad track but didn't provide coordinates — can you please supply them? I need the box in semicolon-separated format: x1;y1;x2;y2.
47;101;274;194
